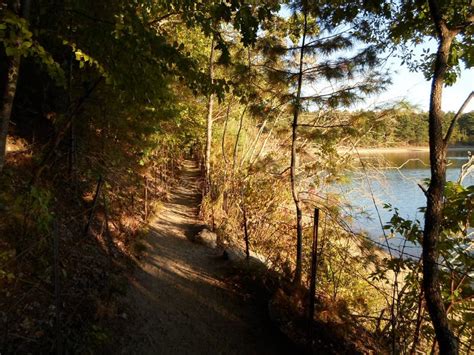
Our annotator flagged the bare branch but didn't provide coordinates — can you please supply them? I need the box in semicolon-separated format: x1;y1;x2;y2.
147;12;180;26
444;91;474;144
418;183;428;198
297;123;350;128
457;152;474;185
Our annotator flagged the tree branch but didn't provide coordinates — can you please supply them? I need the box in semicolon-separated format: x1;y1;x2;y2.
66;9;115;25
443;91;474;144
147;12;180;26
418;183;428;198
297;123;350;128
457;152;474;185
428;0;449;37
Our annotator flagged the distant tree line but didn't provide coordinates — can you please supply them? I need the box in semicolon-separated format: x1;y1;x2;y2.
352;105;474;146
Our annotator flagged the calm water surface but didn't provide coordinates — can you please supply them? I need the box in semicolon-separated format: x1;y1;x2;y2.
336;148;474;256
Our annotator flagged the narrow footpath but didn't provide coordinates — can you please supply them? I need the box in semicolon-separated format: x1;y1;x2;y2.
119;160;294;354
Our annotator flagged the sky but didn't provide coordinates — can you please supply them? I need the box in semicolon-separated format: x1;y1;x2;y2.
365;55;474;113
302;38;474;113
278;5;474;114
337;40;474;113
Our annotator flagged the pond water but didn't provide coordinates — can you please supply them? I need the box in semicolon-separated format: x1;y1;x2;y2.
335;148;474;257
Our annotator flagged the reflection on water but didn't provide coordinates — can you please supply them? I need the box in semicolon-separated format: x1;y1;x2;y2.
359;148;472;169
336;148;474;257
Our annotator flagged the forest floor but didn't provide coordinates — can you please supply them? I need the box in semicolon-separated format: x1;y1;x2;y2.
116;160;295;354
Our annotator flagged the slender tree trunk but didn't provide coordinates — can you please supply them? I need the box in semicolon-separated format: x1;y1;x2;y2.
242;203;250;259
204;38;215;191
0;0;29;174
232;105;247;172
241;118;267;167
0;56;20;173
410;288;425;355
291;6;307;286
423;1;458;353
221;101;231;213
233;49;252;172
251;111;282;165
221;101;231;165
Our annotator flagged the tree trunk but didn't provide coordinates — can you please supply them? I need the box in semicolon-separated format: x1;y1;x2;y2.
221;101;231;165
0;0;30;174
232;105;247;172
241;118;267;166
291;7;307;286
242;203;250;259
423;2;458;353
204;38;215;191
410;288;425;355
0;56;20;173
251;111;282;165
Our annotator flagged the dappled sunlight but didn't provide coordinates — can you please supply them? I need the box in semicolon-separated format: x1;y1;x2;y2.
121;161;293;354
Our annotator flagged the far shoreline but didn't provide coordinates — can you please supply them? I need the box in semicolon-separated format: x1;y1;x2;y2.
339;145;473;155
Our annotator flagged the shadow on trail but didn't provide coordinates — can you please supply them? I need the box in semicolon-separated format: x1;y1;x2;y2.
118;160;295;354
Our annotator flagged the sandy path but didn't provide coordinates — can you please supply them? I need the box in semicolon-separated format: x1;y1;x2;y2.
120;160;294;355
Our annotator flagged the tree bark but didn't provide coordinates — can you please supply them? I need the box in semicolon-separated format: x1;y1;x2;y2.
423;1;459;353
204;38;215;191
241;118;267;167
291;6;307;286
251;111;282;165
221;101;231;165
232;105;247;172
0;56;20;173
410;288;425;355
458;153;473;185
0;0;27;174
242;203;250;259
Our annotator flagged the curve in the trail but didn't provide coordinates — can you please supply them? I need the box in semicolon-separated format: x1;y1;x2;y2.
120;160;294;355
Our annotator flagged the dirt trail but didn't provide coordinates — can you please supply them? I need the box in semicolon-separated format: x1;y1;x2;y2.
120;160;294;354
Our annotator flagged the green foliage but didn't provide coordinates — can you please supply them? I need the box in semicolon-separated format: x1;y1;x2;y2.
7;185;53;243
266;2;389;111
379;182;474;353
0;10;65;85
457;111;474;143
26;186;54;233
382;0;472;85
313;0;472;89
